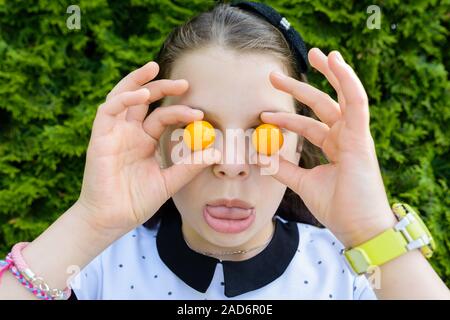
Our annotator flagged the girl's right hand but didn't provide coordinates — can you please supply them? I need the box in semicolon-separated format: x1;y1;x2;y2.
76;61;221;235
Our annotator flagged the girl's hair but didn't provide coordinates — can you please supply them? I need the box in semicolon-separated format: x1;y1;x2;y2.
144;2;324;229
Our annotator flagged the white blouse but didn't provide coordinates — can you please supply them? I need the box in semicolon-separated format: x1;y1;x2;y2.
70;212;377;300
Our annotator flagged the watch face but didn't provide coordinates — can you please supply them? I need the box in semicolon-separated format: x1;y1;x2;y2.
393;203;436;257
409;208;436;256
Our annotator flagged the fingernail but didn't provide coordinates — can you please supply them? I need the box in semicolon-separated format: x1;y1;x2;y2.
190;109;203;116
262;111;275;116
145;61;156;68
272;71;286;80
174;79;187;85
141;88;151;95
335;51;344;63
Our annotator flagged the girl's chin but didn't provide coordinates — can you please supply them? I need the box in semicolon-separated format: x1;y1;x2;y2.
201;231;253;249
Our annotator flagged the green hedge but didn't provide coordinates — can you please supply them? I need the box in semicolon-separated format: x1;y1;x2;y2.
0;0;449;285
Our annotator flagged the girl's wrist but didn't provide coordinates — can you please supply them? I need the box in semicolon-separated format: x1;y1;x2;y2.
335;207;398;248
72;199;133;241
19;201;120;293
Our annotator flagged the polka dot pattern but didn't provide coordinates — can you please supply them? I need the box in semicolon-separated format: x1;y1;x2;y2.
70;221;377;300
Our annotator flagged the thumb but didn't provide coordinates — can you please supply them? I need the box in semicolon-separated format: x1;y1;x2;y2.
160;148;222;197
252;153;309;195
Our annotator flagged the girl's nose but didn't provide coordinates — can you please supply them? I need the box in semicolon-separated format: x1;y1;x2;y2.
212;137;250;179
212;162;249;179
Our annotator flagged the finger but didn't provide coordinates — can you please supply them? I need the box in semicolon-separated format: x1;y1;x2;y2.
91;88;151;138
309;48;341;93
143;79;189;103
253;153;309;195
107;61;159;100
327;51;370;133
125;104;150;123
308;48;347;112
269;71;341;127
161;148;222;196
260;112;329;149
98;88;150;117
125;79;190;123
142;105;204;143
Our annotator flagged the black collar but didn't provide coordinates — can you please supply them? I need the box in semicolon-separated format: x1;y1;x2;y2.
156;211;299;297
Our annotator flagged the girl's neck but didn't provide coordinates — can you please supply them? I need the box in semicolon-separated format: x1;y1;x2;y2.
181;217;276;262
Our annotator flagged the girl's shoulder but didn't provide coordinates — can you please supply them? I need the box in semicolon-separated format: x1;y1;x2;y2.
70;223;160;299
288;218;376;299
275;215;344;250
298;221;344;248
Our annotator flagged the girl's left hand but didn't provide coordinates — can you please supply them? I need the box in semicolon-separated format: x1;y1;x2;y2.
258;48;397;248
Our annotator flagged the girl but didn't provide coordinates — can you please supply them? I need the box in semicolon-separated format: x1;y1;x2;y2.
0;1;449;300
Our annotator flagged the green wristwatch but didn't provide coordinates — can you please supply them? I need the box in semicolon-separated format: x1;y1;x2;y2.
344;203;435;275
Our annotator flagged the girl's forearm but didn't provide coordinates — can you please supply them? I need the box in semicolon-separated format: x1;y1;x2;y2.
0;201;121;299
373;249;450;299
352;215;450;300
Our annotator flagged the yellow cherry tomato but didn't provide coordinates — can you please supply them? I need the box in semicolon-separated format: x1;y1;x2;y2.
183;120;216;151
252;123;284;156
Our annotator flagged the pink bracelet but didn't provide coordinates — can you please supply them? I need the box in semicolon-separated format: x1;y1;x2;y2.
0;242;72;300
0;254;51;300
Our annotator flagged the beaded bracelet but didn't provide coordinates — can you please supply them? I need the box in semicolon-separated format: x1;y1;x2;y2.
0;242;72;300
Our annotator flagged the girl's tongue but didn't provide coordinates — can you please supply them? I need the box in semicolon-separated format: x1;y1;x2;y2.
205;204;253;220
203;205;256;234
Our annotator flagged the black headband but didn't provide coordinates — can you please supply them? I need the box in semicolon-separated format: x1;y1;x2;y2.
230;0;309;73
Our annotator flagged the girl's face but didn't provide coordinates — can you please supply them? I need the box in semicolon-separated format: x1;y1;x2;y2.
160;46;301;249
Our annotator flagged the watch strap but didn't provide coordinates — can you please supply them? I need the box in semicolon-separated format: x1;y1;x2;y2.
344;228;408;274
